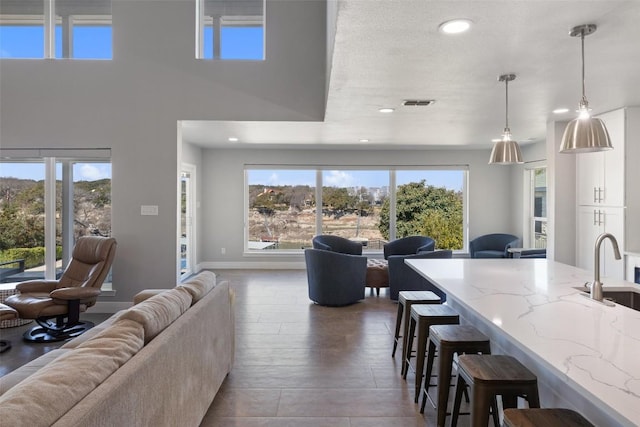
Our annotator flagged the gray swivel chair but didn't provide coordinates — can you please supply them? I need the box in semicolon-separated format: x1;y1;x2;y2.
304;248;367;306
469;233;519;258
388;250;452;301
383;236;435;259
312;235;363;255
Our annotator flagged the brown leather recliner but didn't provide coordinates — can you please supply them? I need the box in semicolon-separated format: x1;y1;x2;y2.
5;236;117;342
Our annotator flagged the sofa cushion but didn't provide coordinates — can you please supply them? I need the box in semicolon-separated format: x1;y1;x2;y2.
180;271;217;303
60;310;126;349
0;318;144;427
0;349;72;396
119;287;192;343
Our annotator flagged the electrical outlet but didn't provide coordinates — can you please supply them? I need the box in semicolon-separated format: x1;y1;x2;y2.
221;247;226;255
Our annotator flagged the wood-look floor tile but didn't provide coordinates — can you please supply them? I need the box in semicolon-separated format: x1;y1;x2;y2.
200;417;351;427
198;270;466;426
276;388;417;417
205;388;282;417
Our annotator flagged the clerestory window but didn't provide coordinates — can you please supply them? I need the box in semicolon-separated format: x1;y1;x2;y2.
196;0;264;60
0;0;112;59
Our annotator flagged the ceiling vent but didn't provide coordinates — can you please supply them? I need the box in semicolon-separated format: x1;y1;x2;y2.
402;100;436;106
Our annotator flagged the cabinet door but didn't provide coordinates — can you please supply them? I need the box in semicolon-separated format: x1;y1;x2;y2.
576;109;626;207
577;206;604;273
601;207;625;280
599;110;625;207
576;152;604;206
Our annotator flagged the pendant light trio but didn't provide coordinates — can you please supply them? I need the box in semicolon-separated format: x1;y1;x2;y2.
489;23;612;165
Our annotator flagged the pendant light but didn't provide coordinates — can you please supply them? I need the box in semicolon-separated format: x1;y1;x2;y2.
559;24;612;153
489;74;524;164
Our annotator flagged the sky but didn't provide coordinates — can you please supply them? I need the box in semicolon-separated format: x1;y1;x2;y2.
1;22;262;60
0;163;112;182
248;169;464;191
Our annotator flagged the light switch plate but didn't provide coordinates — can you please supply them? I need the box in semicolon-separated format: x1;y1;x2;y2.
141;205;159;216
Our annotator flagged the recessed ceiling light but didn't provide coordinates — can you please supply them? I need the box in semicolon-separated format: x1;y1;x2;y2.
439;19;473;34
553;108;570;114
379;108;395;113
359;139;370;143
228;137;239;142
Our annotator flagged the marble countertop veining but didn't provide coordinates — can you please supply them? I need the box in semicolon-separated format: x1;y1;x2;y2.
405;258;640;427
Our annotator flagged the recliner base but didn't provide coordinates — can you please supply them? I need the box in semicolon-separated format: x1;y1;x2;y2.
22;321;95;343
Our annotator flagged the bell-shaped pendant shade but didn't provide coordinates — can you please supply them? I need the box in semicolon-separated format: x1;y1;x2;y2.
559;116;612;153
489;139;524;164
560;24;613;153
489;74;524;165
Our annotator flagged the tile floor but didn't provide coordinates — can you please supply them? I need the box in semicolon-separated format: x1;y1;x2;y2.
199;270;471;427
0;270;474;426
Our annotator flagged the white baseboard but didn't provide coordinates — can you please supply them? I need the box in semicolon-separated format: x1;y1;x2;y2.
198;261;306;270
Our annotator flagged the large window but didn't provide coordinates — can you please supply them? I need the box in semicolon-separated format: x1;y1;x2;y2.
196;0;264;60
0;151;111;284
0;0;112;59
245;167;467;253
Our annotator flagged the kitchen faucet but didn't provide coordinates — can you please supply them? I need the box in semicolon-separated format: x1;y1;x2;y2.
590;232;622;302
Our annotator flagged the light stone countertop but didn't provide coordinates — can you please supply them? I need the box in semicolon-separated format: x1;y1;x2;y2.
405;258;640;427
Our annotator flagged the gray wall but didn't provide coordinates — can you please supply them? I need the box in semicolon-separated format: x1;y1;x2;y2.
200;147;518;267
0;0;328;306
1;0;591;308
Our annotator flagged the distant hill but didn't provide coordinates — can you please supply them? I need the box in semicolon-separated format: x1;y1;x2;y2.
0;177;111;250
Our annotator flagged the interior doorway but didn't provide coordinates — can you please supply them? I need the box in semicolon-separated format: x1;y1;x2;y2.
180;164;196;279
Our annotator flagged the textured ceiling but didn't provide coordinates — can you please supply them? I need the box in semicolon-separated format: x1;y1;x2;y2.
182;0;640;150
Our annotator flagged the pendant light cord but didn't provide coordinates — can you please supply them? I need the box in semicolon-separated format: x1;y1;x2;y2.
504;78;510;131
581;29;587;105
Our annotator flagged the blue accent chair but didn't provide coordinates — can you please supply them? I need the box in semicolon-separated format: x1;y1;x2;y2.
388;250;453;301
383;236;435;259
312;235;363;255
304;248;367;306
469;233;520;258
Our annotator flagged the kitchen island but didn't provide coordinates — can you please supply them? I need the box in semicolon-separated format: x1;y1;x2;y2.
405;258;640;427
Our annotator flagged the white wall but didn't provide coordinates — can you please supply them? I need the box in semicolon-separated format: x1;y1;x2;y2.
0;0;328;304
546;120;577;264
200;147;516;267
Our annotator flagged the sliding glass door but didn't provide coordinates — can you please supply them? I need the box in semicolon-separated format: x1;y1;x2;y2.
0;152;111;284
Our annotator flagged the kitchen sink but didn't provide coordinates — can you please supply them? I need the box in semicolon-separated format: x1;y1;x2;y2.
573;286;640;311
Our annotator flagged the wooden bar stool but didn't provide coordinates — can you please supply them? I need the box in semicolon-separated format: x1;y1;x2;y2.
393;290;442;359
420;324;491;427
403;304;459;402
503;408;594;427
451;354;540;427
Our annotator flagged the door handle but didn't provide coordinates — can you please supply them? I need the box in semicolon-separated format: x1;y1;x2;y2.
593;210;597;226
594;187;598;203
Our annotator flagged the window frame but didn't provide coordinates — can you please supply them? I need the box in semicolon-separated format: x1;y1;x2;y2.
195;0;265;60
0;1;112;59
0;149;113;290
243;165;469;255
523;164;547;249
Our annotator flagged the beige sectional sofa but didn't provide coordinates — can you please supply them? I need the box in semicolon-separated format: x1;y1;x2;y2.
0;271;234;427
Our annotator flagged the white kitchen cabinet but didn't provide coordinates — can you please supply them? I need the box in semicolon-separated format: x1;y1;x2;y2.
576;109;625;207
577;206;625;280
